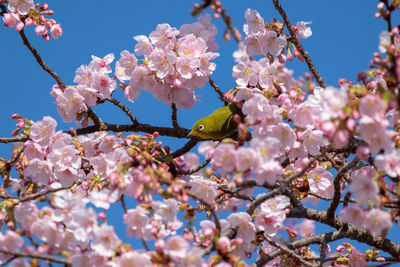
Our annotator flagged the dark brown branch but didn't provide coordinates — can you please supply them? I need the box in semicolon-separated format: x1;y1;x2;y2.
107;98;137;124
171;138;199;158
220;7;241;43
272;0;326;88
326;156;358;220
177;158;211;175
0;249;71;266
263;234;318;267
0;136;29;144
247;187;282;215
257;230;346;266
209;78;228;105
18;30;66;89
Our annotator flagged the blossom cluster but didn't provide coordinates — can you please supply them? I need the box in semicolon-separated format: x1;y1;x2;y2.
2;0;62;40
115;13;220;109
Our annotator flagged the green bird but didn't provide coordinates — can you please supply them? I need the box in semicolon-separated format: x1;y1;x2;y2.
188;103;244;140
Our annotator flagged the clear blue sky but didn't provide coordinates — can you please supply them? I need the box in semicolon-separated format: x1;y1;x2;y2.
1;0;397;263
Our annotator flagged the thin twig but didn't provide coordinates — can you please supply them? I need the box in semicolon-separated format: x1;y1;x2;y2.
272;0;326;88
263;234;318;267
209;78;228;105
107;98;137;124
18;29;66;89
326;156;358;220
0;249;71;266
177;158;211;175
0;136;29;144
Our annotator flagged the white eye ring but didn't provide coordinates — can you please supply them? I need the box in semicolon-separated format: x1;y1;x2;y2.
198;124;204;131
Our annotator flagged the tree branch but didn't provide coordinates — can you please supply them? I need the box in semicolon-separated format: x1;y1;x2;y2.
0;249;71;266
18;29;66;89
272;0;326;88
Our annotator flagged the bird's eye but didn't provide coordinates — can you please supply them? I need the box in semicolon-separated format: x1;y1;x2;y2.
198;124;204;131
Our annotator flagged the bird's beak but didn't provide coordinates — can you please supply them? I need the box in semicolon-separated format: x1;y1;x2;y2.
187;130;194;138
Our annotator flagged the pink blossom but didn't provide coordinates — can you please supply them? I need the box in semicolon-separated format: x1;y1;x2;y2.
242;93;272;124
349;250;367;267
148;49;177;79
50;24;63;39
47;145;83;187
211;143;237;173
133;35;153;56
0;231;23;251
30;116;57;147
89;53;114;73
269;123;296;152
149;23;179;49
55;86;87;123
123;208;149;239
255;211;285;236
181;247;205;267
76;85;99;106
182;152;199;172
227;212;256;243
243;8;265;35
375;149;400;177
320;86;348;120
199;51;219;76
359;94;384;119
35;24;47;36
259;31;287;57
89;189;120;210
364;209;392;235
8;0;34;15
251;137;281;161
164;235;190;261
341;205;365;228
256;160;283;185
23;158;54;185
116;251;152;267
296;21;312;39
74;65;93;85
307;166;333;195
151;198;179;223
3;13;20;28
289;102;321;128
91;224;120;257
302;128;327;156
91;72;116;99
236;146;258;172
176;56;200;79
188;175;218;204
177;34;207;57
232;58;261;87
297;219;315;237
243;35;262;56
258;63;277;89
115;50;137;81
350;167;380;205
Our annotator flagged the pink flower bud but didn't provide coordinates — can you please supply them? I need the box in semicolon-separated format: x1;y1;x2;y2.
98;212;106;220
216;236;231;252
213;13;220;19
16;21;24;32
321;121;336;138
11;114;22;119
155;239;165;252
40;3;49;11
377;2;385;10
346;118;356;131
333;130;349;148
356;146;370;160
3;13;19;28
24;17;33;26
35;24;47;35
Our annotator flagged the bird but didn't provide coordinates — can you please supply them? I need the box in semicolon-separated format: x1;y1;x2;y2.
187;103;244;140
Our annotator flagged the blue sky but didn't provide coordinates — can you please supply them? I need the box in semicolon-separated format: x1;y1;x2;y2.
1;0;397;263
